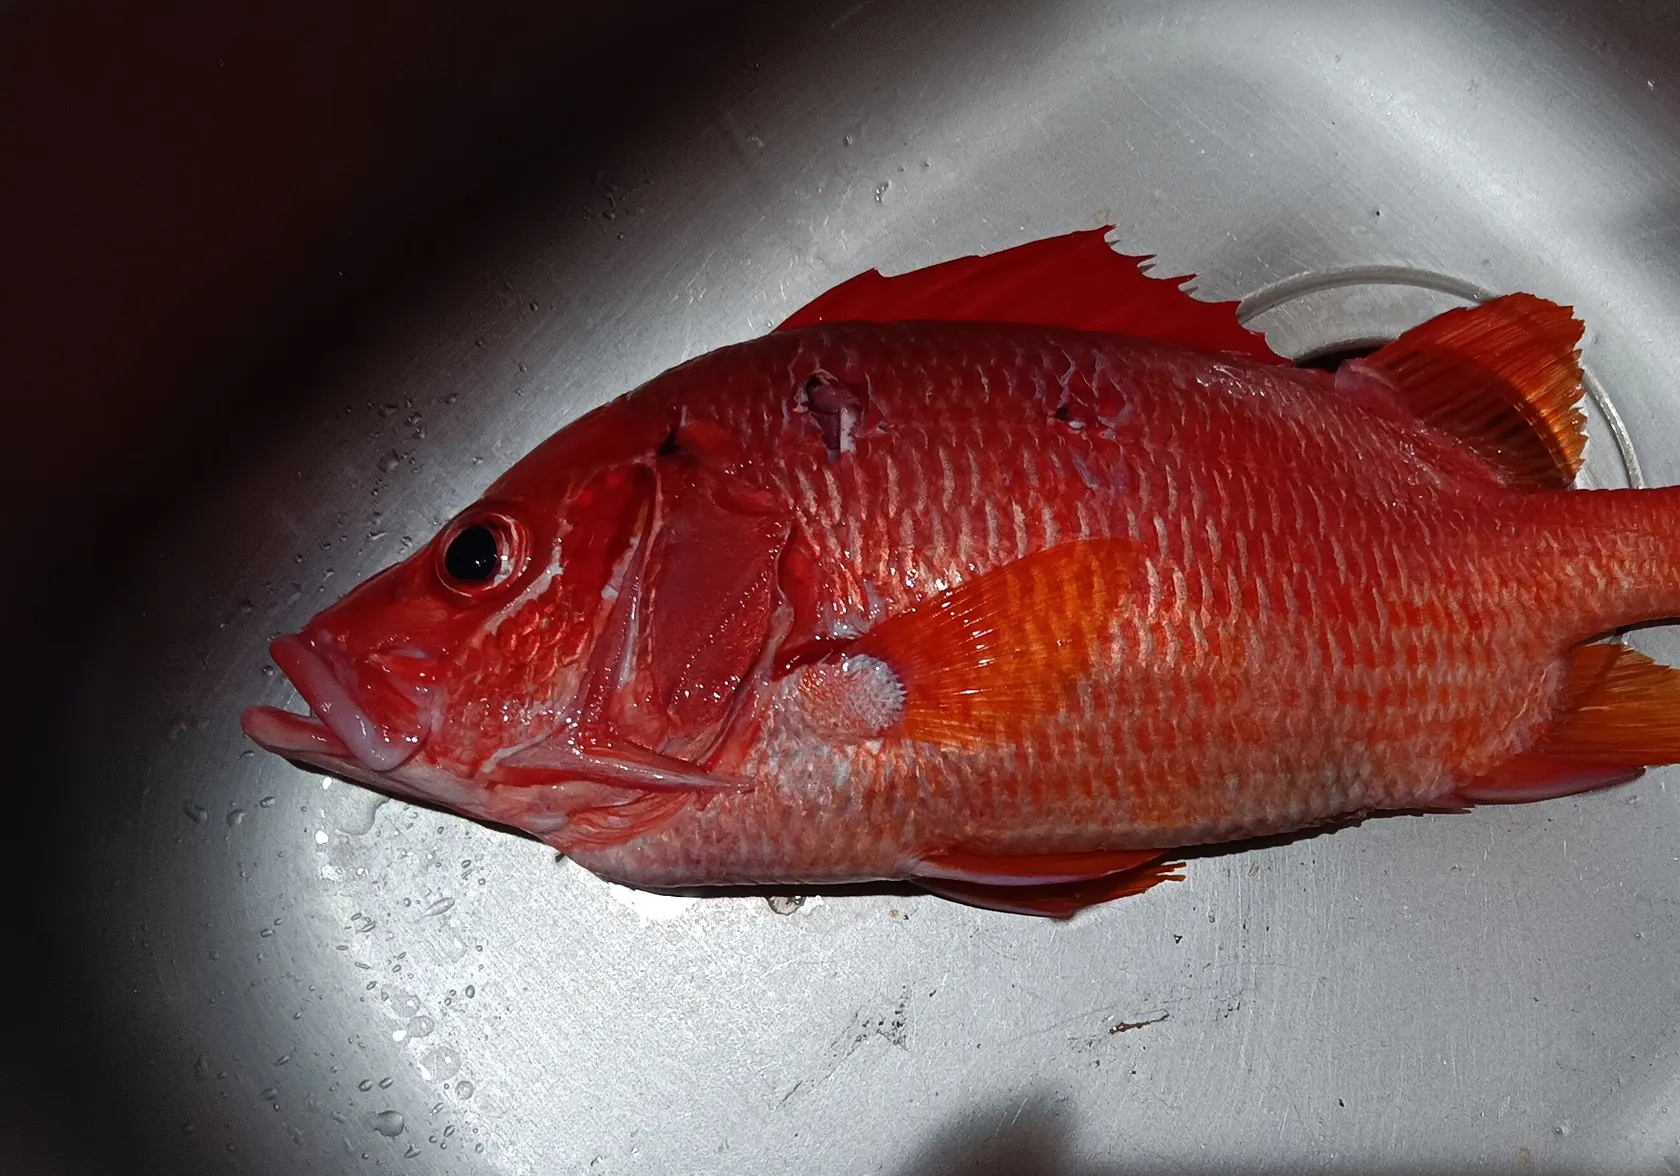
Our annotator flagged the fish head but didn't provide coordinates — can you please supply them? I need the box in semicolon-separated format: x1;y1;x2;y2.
241;396;673;823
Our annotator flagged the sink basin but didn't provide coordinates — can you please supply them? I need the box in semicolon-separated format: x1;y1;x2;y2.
46;1;1680;1172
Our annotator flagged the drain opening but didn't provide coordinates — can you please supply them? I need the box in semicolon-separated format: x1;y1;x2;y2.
1292;339;1387;373
1237;265;1641;488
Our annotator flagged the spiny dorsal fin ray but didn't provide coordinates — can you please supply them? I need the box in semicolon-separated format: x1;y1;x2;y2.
778;228;1284;364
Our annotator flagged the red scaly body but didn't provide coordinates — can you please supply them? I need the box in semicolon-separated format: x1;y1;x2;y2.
560;322;1680;885
243;230;1680;915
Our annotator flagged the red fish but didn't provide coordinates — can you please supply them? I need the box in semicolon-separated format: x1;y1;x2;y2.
243;229;1680;917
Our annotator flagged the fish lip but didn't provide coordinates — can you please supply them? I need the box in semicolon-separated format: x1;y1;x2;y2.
263;634;425;773
240;704;354;760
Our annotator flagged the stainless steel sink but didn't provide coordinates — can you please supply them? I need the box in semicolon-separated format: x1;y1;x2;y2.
48;2;1680;1172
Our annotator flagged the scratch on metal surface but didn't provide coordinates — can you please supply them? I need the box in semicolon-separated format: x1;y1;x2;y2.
775;988;911;1107
1109;1012;1170;1034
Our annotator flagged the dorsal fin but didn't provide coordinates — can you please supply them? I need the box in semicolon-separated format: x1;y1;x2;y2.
777;228;1285;364
1353;293;1587;489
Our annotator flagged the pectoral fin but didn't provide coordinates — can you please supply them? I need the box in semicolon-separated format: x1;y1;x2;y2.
849;539;1139;748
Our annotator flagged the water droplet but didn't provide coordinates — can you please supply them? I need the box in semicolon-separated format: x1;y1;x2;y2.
376;451;401;474
378;403;399;418
335;793;389;836
767;895;805;915
226;808;247;827
424;896;455;917
259;796;276;809
843;133;854;146
372;1109;405;1138
260;1085;279;1100
406;1015;436;1039
442;392;459;405
259;927;274;938
274;1053;291;1066
359;1078;374;1092
404;1144;421;1158
183;801;208;824
418;1045;459;1081
874;181;889;203
443;1124;456;1137
528;300;539;312
378;1076;394;1090
464;985;475;998
454;1080;474;1099
259;664;276;678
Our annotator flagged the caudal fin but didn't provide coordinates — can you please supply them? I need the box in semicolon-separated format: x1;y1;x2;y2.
1460;643;1680;803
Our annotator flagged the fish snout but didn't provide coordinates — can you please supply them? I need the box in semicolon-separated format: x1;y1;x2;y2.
268;633;431;772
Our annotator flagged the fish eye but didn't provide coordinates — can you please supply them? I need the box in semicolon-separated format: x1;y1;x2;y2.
445;525;498;582
435;511;527;598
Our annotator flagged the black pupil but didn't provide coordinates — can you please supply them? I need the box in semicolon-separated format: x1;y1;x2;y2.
444;524;499;582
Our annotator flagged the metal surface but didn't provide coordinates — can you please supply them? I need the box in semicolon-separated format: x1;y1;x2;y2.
63;2;1680;1172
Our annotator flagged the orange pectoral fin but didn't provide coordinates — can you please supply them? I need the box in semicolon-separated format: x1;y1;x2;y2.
851;539;1139;748
777;228;1285;364
1459;642;1680;803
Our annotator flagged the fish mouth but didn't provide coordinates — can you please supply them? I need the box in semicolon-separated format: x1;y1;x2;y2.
241;634;427;773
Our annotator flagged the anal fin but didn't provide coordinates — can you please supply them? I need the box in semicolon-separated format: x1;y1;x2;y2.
917;861;1185;919
913;847;1161;886
1459;643;1680;803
